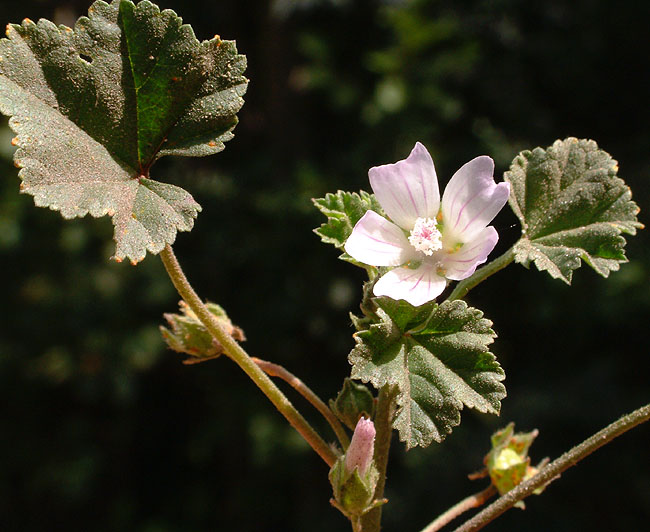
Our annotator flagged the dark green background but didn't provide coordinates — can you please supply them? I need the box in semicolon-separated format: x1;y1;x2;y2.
1;1;648;530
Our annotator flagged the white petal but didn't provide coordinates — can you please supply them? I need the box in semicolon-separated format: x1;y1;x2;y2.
345;211;417;266
441;156;510;244
369;142;440;230
441;226;499;281
373;264;447;306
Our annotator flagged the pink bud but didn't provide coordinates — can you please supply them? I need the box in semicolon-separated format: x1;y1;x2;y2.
345;417;376;476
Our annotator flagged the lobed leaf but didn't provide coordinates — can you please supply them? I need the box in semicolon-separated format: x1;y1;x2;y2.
313;190;383;257
505;137;643;282
0;0;247;263
349;298;505;449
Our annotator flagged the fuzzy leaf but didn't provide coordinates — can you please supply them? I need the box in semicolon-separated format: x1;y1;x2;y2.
0;0;247;263
349;298;505;449
505;138;643;282
313;190;383;253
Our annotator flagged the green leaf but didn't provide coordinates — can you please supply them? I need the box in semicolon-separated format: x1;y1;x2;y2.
505;137;643;282
0;0;247;263
349;298;505;449
313;190;383;261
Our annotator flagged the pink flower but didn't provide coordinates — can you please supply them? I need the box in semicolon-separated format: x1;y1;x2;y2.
345;142;510;306
345;417;376;476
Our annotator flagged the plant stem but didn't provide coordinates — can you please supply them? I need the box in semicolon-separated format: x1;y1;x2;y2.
160;245;338;467
445;246;515;302
453;402;650;532
419;485;496;532
252;357;351;449
360;384;398;532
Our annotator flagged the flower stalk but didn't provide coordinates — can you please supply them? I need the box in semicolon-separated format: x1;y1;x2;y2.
445;245;515;302
160;245;338;467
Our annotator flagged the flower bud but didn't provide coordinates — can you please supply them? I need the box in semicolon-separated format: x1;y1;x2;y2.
345;417;376;476
329;417;383;520
160;301;245;364
482;422;547;507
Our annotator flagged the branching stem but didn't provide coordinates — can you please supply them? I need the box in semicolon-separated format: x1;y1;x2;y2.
160;245;338;467
419;485;496;532
252;357;350;449
453;402;650;532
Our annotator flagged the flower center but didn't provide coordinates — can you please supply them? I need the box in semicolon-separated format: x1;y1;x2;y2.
408;217;442;256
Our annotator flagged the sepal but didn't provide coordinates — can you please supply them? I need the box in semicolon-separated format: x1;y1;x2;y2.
483;422;547;507
160;301;245;363
329;456;383;520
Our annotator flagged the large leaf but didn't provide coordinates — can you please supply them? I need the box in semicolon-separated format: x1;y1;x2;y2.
505;138;643;282
349;298;505;449
0;0;247;263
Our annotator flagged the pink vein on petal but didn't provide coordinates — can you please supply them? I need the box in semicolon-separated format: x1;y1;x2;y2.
403;179;419;219
389;189;409;223
452;188;485;231
363;234;405;248
458;201;492;234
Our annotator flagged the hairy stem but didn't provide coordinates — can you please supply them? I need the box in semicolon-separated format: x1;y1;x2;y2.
252;357;351;449
454;402;650;532
160;245;338;467
446;246;515;302
360;384;398;532
419;485;496;532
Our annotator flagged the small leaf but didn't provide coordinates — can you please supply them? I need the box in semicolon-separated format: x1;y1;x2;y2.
505;137;643;282
0;0;247;263
349;298;505;449
313;190;383;262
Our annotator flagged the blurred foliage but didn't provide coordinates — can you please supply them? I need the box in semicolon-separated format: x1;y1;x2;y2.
1;0;648;531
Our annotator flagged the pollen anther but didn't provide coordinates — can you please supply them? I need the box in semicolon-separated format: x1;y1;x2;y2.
408;217;443;256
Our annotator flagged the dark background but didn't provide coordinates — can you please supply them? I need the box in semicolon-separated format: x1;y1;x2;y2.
1;0;648;530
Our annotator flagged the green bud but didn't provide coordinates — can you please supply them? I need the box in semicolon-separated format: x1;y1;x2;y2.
329;417;385;519
483;422;546;506
330;459;378;517
160;301;245;364
329;379;376;430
